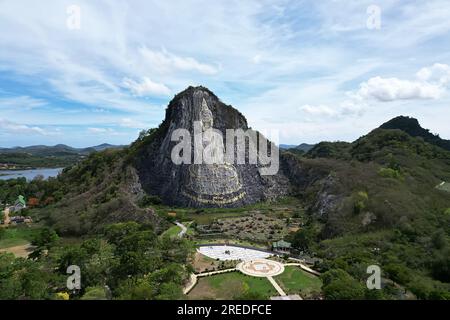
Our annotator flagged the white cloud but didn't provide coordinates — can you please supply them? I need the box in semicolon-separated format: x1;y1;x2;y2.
300;104;337;116
356;64;450;103
300;99;365;118
87;127;119;135
122;77;170;97
252;54;262;64
119;118;146;129
0;95;47;109
416;63;450;85
357;76;443;102
0;118;51;135
139;47;218;75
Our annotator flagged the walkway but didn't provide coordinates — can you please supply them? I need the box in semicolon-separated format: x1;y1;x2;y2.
175;221;187;238
267;276;286;296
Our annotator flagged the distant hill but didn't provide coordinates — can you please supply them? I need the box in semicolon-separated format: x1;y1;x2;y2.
0;143;124;155
380;116;450;151
294;143;315;152
279;144;297;150
90;143;125;151
280;143;315;152
0;143;125;169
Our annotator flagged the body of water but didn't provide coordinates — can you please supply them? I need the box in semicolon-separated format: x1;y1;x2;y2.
0;168;63;181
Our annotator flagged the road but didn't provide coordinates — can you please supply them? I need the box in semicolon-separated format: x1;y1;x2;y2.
175;221;187;238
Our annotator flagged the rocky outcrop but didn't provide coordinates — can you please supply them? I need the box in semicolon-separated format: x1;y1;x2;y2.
134;86;290;208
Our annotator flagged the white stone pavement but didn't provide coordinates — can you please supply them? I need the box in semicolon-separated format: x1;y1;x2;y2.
197;245;272;261
237;259;285;277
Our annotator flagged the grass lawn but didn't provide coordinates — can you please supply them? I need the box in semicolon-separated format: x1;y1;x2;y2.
188;271;277;300
161;224;182;238
0;225;41;249
275;266;322;297
185;221;196;236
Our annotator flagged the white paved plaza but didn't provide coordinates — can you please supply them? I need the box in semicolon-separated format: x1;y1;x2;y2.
197;245;272;261
237;259;285;277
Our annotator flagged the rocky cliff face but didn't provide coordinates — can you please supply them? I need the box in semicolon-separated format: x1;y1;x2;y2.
134;86;290;208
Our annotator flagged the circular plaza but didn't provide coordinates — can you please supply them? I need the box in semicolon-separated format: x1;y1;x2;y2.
237;258;285;277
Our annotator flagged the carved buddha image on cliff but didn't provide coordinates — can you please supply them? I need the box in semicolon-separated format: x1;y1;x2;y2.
183;98;245;205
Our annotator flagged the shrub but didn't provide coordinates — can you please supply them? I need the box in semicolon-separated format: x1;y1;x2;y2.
384;263;412;285
321;269;366;300
138;195;162;207
378;167;402;179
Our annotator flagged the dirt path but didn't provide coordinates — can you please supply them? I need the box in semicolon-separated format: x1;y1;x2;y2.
3;207;10;225
0;243;35;258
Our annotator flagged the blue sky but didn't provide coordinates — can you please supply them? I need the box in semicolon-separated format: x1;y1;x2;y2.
1;0;450;147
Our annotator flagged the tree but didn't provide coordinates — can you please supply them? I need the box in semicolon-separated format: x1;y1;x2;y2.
431;229;447;250
384;263;412;285
116;278;155;300
30;228;59;259
27;197;40;208
431;251;450;283
321;269;366;300
32;228;59;249
155;282;183;300
81;286;108;300
291;229;313;251
0;253;56;299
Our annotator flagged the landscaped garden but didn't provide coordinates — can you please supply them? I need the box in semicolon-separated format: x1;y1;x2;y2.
275;266;322;298
215;213;290;242
188;271;277;300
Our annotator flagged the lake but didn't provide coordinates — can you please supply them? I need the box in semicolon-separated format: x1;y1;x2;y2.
0;168;63;181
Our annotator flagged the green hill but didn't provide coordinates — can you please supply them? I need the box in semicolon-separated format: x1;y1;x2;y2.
283;117;450;299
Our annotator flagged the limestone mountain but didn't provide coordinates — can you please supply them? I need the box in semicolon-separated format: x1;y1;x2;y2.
132;86;289;208
39;86;290;234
